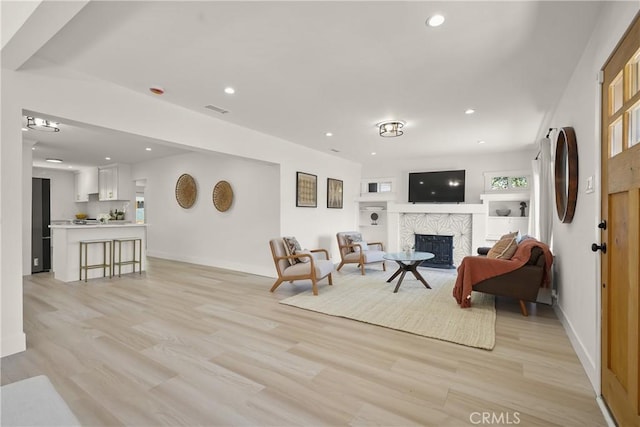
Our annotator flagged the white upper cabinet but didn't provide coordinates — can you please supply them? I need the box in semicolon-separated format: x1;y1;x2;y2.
98;164;132;201
74;167;98;202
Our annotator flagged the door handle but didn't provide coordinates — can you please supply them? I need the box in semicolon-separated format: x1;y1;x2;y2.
591;243;607;254
598;220;607;230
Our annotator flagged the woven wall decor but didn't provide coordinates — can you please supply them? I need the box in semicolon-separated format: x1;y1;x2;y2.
213;180;233;212
175;173;197;209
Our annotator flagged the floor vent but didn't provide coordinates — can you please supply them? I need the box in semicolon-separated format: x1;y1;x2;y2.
204;104;229;114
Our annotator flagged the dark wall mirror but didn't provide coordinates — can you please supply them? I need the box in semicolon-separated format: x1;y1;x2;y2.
554;127;578;223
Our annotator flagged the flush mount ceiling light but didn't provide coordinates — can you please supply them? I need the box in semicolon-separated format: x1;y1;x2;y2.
224;87;235;94
149;86;164;95
377;120;405;137
45;158;63;163
26;116;60;132
426;14;445;27
465;109;475;115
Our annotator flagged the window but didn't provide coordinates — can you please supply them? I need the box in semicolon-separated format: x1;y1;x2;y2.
484;170;530;192
491;177;509;190
361;178;395;195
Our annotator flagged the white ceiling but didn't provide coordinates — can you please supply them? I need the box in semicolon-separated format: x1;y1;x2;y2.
20;1;604;167
25;113;196;170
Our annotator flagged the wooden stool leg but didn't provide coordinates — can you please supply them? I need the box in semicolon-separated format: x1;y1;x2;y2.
84;242;88;282
79;242;83;281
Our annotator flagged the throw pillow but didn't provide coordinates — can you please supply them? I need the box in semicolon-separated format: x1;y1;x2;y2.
346;233;368;252
501;231;519;240
282;236;302;266
487;236;518;260
294;249;312;263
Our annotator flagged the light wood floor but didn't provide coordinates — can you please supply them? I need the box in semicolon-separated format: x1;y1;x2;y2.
2;258;605;426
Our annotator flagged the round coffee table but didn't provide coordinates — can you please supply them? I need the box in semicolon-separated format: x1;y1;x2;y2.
383;251;435;293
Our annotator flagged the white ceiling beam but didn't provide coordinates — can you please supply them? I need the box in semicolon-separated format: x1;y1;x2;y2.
1;0;89;71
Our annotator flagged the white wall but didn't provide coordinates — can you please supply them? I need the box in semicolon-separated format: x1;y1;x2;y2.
2;56;361;357
133;152;280;276
548;1;639;393
362;149;536;204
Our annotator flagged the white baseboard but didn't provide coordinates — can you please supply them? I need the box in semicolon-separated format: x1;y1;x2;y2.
596;396;617;427
553;303;599;393
1;332;26;357
147;250;275;278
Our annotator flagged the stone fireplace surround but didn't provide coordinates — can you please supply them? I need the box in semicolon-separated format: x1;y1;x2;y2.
385;203;487;268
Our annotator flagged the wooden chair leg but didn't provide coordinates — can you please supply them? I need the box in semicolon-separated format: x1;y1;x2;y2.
337;261;345;271
311;278;318;296
327;273;333;286
270;278;284;293
360;264;365;275
519;299;529;317
382;261;386;272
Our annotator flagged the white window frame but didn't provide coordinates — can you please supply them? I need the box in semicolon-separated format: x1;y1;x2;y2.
483;169;531;192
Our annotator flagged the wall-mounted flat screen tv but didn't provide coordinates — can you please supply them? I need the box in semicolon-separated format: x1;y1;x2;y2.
408;170;465;203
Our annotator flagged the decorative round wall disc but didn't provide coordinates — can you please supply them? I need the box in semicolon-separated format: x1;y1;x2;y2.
213;180;233;212
175;173;197;209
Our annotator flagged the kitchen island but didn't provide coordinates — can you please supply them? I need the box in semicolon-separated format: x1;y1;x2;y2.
50;223;147;282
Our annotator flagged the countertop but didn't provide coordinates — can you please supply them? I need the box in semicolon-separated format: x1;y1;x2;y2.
50;223;147;229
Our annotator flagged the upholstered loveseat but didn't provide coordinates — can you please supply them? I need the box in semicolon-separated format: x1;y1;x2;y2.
453;236;553;316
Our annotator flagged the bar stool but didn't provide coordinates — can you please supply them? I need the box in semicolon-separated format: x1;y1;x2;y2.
112;237;142;277
79;239;113;282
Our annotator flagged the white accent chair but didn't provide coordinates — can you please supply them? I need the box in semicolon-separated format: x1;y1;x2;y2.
269;238;334;295
336;232;386;275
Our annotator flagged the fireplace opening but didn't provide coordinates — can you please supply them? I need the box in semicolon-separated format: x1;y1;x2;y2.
414;234;455;269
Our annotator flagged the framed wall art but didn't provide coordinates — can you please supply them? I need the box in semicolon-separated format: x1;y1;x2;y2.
296;172;317;207
327;178;343;209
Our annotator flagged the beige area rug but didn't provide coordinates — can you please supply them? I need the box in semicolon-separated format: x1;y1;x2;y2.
280;269;496;350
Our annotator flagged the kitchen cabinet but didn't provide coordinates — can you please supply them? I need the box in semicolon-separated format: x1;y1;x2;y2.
74;167;98;202
480;192;530;241
98;164;132;201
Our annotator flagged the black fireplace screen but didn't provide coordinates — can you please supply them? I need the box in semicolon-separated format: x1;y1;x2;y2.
414;234;455;269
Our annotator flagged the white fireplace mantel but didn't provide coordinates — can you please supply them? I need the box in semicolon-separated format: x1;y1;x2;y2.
387;202;485;215
385;202;488;257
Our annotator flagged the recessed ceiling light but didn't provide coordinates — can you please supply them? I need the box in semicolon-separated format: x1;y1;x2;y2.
465;109;475;115
426;14;445;27
45;158;63;163
371;152;377;156
67;166;73;169
105;157;111;160
325;132;333;137
477;140;486;144
145;147;152;151
32;147;36;150
224;87;235;94
22;127;28;131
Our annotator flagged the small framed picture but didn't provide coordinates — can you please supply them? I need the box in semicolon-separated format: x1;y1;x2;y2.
327;178;343;209
296;172;317;207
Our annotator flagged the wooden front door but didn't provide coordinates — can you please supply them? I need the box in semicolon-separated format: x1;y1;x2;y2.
600;12;640;427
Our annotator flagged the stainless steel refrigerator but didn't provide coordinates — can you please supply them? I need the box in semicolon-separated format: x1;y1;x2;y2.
32;178;51;273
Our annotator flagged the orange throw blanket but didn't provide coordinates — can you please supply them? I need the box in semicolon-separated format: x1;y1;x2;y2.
453;239;553;308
